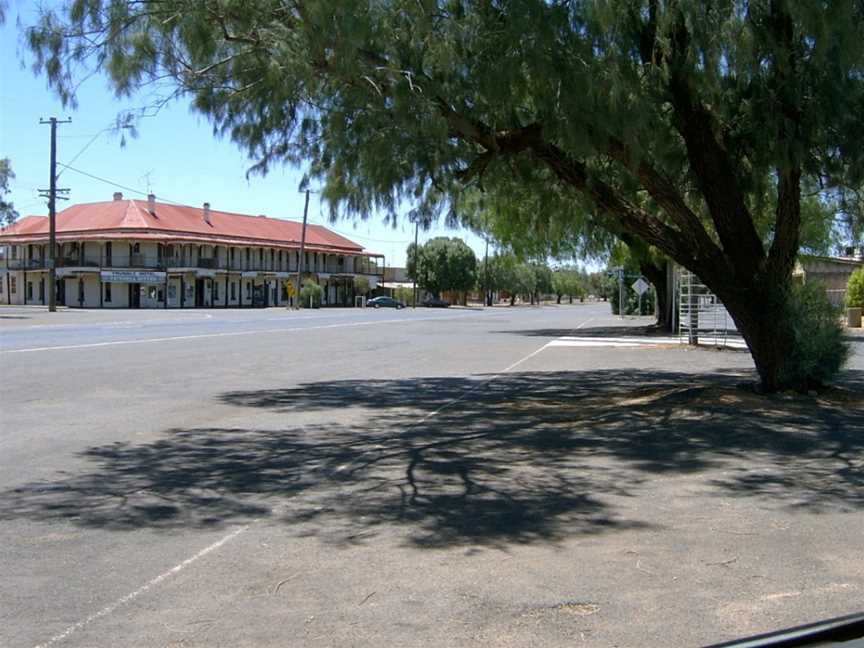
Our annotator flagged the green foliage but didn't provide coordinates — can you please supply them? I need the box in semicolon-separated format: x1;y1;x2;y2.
0;158;18;227
353;275;370;295
551;268;585;302
778;283;850;388
393;286;414;306
846;268;864;308
299;279;324;308
407;236;476;296
608;281;655;316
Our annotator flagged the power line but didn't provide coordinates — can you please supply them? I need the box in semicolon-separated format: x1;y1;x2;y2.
57;163;187;205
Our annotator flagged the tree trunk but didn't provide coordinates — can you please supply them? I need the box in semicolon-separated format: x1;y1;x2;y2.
557;294;562;304
639;259;672;333
710;279;796;392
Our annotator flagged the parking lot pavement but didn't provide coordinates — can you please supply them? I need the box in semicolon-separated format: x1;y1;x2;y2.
2;303;862;647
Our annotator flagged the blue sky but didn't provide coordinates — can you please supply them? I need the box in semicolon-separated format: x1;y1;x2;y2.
0;2;489;268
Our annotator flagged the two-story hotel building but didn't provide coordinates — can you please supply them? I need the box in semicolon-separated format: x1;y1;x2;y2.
0;193;383;308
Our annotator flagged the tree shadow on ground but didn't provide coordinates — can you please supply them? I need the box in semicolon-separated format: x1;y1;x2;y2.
1;369;861;549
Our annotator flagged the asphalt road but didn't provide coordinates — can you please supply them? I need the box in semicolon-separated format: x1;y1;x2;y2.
1;303;862;648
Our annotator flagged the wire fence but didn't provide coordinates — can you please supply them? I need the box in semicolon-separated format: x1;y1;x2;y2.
676;269;742;348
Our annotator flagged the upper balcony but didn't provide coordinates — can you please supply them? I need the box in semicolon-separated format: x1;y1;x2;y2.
0;251;383;275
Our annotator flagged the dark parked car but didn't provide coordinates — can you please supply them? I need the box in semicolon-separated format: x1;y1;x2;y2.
367;296;405;309
422;296;450;308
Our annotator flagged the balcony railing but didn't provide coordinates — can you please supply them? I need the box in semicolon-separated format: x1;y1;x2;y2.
0;252;383;275
6;258;46;270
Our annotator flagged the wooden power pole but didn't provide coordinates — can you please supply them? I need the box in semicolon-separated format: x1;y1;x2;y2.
39;117;71;312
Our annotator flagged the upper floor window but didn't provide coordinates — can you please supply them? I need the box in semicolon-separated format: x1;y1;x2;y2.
132;242;140;254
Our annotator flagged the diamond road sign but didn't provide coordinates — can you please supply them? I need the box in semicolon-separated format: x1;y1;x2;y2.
631;278;650;295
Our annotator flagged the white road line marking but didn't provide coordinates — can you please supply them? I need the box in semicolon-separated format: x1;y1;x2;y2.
32;525;250;648
408;316;596;423
547;335;748;349
1;313;474;354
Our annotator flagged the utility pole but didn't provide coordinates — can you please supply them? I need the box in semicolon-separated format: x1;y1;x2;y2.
483;236;490;307
39;117;72;312
412;220;419;308
293;189;310;310
618;268;625;319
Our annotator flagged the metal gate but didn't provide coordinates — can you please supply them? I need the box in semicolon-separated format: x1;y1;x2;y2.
676;268;742;347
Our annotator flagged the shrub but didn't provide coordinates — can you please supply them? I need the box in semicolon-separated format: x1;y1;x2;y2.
846;267;864;308
394;286;415;306
299;279;324;308
353;276;370;295
778;281;850;389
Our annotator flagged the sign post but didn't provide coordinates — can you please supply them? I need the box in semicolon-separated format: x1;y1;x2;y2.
631;277;650;316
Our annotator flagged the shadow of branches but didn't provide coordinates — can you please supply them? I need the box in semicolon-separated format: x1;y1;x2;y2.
1;369;861;549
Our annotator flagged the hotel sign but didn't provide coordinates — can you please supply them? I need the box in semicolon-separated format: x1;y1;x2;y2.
100;270;166;284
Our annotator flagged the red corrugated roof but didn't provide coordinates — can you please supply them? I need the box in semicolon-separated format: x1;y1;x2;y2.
0;199;371;253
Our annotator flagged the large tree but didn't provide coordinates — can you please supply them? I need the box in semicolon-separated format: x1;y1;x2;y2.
0;158;18;228
407;236;477;297
26;0;864;389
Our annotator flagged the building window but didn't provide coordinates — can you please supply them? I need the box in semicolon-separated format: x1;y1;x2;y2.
39;279;44;302
132;242;140;254
105;241;113;265
231;281;236;300
246;281;251;299
10;276;17;293
0;278;3;294
27;282;33;300
105;283;112;302
11;245;18;259
213;281;218;301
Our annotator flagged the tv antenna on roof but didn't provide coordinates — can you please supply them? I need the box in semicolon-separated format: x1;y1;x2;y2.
139;170;154;194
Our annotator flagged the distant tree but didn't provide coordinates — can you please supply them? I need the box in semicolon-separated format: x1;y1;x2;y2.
0;158;18;228
299;279;324;308
552;268;585;304
847;268;864;309
353;275;370;295
407;237;476;297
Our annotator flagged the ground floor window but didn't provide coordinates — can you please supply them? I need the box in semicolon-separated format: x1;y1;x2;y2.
246;281;251;299
10;276;16;293
213;281;219;301
231;281;236;300
105;283;112;302
39;279;44;302
27;282;33;300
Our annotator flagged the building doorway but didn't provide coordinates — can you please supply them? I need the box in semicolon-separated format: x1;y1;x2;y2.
128;283;141;308
56;278;66;306
195;278;205;307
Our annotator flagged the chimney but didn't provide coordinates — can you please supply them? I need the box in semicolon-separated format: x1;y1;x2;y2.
113;192;123;201
147;193;156;213
203;202;211;225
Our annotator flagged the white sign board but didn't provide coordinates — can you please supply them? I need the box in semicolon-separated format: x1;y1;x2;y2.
101;270;166;284
631;278;650;296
